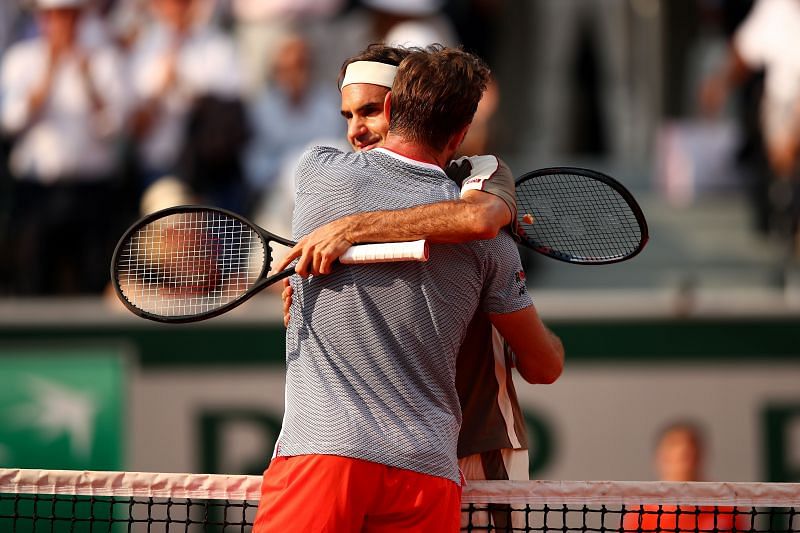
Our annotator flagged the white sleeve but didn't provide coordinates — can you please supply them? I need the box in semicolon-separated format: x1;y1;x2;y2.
0;45;36;134
733;0;777;68
456;155;501;195
91;48;131;136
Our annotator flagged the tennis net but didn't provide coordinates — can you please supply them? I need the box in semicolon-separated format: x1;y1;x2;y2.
1;468;799;532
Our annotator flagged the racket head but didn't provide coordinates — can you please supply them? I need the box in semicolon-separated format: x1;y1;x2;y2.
110;205;273;323
514;167;649;264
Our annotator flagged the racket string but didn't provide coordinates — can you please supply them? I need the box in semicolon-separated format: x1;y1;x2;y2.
116;211;266;317
516;172;644;262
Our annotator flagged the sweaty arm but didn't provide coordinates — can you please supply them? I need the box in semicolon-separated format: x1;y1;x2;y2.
489;306;564;384
279;155;517;276
478;230;563;385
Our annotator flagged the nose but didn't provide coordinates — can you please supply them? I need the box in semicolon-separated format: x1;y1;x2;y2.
348;117;367;146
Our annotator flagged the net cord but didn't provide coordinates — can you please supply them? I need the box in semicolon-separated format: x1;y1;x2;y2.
1;469;799;507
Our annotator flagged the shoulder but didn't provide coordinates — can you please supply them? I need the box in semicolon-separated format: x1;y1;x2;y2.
2;38;42;67
450;155;517;221
1;39;43;83
735;0;795;56
296;145;365;185
299;144;357;165
449;155;514;194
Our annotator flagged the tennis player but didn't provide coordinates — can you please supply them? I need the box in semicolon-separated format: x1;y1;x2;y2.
277;44;559;529
254;45;564;532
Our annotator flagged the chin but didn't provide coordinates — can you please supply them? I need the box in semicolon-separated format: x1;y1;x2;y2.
353;140;380;152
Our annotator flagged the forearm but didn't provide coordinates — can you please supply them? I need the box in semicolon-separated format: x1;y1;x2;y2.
279;175;513;277
514;326;564;385
490;306;564;385
342;194;511;245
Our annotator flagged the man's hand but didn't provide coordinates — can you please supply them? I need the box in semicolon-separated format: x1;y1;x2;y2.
275;217;354;277
281;278;292;327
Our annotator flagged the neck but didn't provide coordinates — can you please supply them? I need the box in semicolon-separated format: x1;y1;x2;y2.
381;134;450;169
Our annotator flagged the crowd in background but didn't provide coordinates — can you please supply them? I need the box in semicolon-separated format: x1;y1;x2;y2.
0;0;491;296
5;0;800;296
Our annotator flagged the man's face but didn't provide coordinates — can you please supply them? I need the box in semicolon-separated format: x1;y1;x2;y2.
340;83;390;152
152;0;195;31
655;429;700;482
39;8;81;49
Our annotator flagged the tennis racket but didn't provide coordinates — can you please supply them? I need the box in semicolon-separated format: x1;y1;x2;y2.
514;167;648;264
111;205;429;323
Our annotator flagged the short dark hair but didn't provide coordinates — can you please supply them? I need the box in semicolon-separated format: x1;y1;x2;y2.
337;43;413;90
389;45;491;151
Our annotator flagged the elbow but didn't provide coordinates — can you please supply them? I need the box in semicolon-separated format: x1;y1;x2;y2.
524;363;562;385
518;346;565;384
461;193;511;240
536;362;563;384
470;206;507;240
471;218;500;240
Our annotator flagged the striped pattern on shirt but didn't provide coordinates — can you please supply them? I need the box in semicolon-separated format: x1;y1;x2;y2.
277;146;532;484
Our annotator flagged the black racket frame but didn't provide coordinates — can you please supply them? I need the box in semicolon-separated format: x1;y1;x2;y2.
110;205;297;323
514;166;649;265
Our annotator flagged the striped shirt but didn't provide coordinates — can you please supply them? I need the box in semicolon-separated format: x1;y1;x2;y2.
277;146;532;484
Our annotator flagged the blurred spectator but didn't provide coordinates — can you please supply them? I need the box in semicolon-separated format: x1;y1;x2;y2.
103;174;197;309
178;92;250;212
652;421;705;483
104;0;151;51
128;0;243;197
244;31;343;209
621;421;748;532
444;0;504;62
139;175;196;216
700;0;800;247
0;0;21;287
226;0;346;97
526;0;631;160
656;1;756;209
359;0;497;155
0;0;130;295
362;0;458;48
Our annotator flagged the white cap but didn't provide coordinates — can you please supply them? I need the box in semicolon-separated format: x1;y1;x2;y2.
35;0;87;9
361;0;445;17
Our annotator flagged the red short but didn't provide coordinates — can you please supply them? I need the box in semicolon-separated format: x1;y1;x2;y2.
253;454;462;532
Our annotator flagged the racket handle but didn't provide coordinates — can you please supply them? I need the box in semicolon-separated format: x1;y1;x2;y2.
339;240;429;264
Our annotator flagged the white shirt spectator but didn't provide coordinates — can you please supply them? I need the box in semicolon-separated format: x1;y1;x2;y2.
128;21;241;172
0;38;129;182
734;0;800;143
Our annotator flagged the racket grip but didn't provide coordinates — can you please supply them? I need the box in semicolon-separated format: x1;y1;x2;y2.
339;240;429;264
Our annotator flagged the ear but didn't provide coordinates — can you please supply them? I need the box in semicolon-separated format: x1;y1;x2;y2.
383;90;392;124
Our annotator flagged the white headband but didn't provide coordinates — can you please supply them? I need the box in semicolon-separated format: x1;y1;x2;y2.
340;61;398;90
